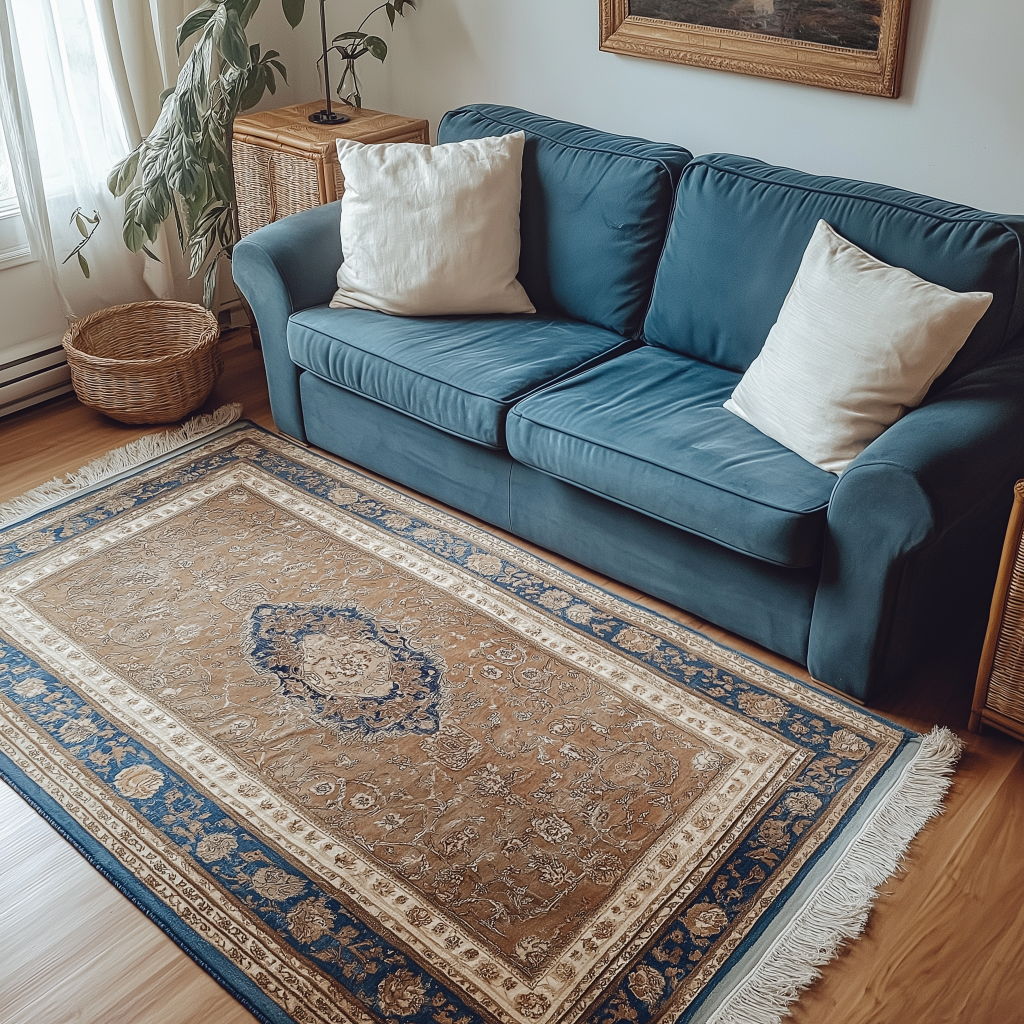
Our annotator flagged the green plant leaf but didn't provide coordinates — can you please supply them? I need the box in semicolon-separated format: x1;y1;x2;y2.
75;213;88;236
168;153;200;205
203;256;219;309
385;3;396;26
217;207;235;249
193;167;211;211
123;212;147;253
191;36;212;107
268;59;288;82
225;0;259;22
209;152;235;205
77;252;90;278
176;7;215;54
141;245;162;262
140;140;169;186
190;219;219;277
107;149;140;197
239;0;262;27
237;64;267;112
218;9;250;69
332;31;367;43
138;181;172;240
281;0;304;28
364;35;387;61
171;196;187;252
183;189;208;235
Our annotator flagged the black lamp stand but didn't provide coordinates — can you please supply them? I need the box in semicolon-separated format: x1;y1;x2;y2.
309;0;350;125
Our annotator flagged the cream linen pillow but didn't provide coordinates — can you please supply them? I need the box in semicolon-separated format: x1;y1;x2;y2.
330;132;535;316
724;220;993;474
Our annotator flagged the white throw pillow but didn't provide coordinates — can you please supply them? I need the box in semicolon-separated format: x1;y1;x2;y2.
329;132;535;317
724;220;993;474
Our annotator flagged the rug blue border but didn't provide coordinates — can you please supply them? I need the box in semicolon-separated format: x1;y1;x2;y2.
676;733;914;1023
0;745;293;1024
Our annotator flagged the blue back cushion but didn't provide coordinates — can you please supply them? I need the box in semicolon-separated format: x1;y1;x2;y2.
439;104;692;339
644;155;1024;385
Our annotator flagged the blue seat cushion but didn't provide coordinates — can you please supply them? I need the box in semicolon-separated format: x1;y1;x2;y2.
439;104;692;339
287;307;631;450
645;155;1024;389
506;346;837;568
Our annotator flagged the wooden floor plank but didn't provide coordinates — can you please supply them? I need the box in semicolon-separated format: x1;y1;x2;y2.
791;746;1024;1024
1;331;1022;1024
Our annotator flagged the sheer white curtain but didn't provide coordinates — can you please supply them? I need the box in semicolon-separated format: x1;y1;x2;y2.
0;0;194;317
100;0;199;301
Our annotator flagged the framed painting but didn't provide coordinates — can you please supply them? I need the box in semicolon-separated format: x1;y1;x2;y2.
599;0;912;98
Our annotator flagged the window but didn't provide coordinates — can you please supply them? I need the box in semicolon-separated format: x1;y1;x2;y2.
0;126;31;269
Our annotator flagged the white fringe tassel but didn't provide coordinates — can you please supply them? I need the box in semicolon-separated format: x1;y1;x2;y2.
705;725;963;1024
0;403;243;530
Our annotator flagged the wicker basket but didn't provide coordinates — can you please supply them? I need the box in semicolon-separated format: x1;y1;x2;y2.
62;301;221;425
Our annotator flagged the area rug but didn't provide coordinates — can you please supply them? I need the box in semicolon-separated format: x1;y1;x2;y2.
0;418;960;1024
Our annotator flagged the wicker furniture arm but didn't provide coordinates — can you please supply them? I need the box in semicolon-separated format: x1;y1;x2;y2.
232;202;343;441
807;340;1024;702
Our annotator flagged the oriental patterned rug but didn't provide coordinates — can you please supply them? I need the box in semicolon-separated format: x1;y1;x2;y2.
0;420;959;1024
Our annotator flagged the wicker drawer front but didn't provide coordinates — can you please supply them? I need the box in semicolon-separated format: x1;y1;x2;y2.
972;480;1024;741
232;102;429;238
233;141;331;237
987;545;1024;722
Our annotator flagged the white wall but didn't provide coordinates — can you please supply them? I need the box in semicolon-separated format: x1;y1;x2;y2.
370;0;1023;215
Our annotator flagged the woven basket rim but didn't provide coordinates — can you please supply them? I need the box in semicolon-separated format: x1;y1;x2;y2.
63;300;220;370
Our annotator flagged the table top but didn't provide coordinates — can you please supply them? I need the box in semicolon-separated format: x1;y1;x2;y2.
233;102;429;156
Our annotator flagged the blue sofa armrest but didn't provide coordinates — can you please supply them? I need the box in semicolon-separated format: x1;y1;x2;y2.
232;202;342;441
808;342;1024;701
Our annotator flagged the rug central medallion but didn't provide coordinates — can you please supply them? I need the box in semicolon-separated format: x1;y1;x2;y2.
0;428;913;1024
246;602;448;739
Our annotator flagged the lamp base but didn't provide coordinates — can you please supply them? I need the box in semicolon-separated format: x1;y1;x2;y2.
308;109;350;125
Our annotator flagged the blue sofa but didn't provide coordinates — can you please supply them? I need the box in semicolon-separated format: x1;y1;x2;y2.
233;104;1024;704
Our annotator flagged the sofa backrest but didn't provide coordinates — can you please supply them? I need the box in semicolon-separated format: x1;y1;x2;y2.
439;104;692;339
643;155;1024;386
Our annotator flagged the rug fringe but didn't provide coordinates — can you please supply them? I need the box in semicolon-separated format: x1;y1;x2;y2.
0;403;243;530
704;726;963;1024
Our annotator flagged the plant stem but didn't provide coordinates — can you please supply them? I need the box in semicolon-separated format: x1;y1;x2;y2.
356;3;389;36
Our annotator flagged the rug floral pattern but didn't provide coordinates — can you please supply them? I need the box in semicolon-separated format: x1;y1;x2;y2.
0;428;910;1024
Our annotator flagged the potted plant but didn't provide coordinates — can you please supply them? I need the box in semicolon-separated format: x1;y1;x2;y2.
319;0;416;113
107;0;299;308
105;0;417;308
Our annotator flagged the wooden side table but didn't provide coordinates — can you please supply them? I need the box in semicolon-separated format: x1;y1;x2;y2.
971;480;1024;741
232;101;430;237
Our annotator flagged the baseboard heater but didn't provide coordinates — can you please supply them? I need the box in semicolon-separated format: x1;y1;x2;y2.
0;337;72;418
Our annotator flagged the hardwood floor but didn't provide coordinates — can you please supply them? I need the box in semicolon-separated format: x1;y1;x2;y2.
1;329;1022;1024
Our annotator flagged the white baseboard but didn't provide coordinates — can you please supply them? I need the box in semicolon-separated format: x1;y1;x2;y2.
0;332;72;418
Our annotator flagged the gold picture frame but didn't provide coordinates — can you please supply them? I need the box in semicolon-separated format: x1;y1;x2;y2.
599;0;912;98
